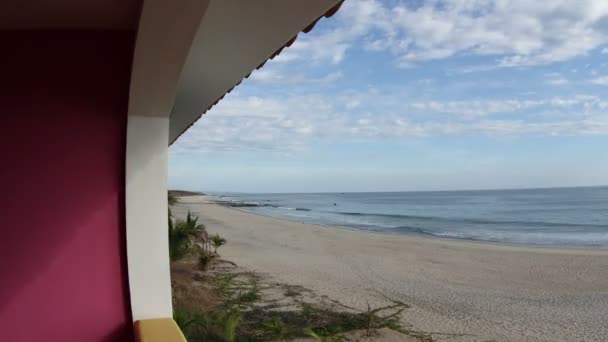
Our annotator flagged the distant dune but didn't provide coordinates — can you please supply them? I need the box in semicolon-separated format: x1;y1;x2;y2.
168;190;206;197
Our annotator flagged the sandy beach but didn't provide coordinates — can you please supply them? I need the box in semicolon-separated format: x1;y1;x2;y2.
174;195;608;342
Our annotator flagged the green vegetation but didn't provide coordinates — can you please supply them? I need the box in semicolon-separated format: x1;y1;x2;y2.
198;248;214;270
235;289;260;304
173;308;241;342
303;327;345;342
210;234;227;254
169;211;206;261
173;306;199;333
168;193;179;206
262;318;289;341
167;192;227;262
223;310;241;342
172;260;430;342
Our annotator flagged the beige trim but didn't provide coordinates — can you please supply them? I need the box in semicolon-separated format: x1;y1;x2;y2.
135;318;187;342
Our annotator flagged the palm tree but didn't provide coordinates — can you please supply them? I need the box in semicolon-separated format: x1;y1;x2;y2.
168;211;206;261
184;211;206;231
168;219;188;261
168;192;179;206
210;234;227;254
223;309;241;342
263;317;288;341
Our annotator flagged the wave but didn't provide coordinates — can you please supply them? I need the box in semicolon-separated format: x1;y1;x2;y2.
220;201;606;230
277;206;312;211
215;200;311;212
380;225;608;246
214;200;276;208
330;211;607;229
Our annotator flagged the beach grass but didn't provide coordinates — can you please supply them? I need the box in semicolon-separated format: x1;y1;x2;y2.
172;258;432;341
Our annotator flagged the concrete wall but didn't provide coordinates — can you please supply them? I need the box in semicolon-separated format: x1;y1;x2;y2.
0;30;134;341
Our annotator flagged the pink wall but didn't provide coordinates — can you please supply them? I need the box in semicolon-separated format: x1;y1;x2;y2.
0;31;134;341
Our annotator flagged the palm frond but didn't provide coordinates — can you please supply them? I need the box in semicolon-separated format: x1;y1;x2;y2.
168;193;179;206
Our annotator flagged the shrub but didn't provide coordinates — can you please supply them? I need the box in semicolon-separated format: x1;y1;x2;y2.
169;211;206;261
173;306;194;332
173;305;242;342
198;248;214;270
210;234;227;254
263;317;289;341
236;289;260;304
168;192;179;206
223;309;241;342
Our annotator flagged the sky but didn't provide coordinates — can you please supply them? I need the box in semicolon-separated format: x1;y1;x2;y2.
169;0;608;193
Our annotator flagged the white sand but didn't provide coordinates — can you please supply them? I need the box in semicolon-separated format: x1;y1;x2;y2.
174;196;608;342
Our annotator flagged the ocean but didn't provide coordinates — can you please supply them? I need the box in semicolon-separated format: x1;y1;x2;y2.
211;186;608;247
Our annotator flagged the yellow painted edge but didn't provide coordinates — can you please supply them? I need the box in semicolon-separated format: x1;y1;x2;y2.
134;318;187;342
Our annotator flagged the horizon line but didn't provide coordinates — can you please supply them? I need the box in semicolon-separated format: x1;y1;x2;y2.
174;184;608;195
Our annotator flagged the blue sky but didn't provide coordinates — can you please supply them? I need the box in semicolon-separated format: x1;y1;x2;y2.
169;0;608;193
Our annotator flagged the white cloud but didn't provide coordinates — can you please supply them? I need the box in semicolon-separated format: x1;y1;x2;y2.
546;78;569;85
279;0;608;68
171;92;608;155
249;69;342;85
544;72;569;85
591;75;608;85
410;96;603;118
275;0;392;64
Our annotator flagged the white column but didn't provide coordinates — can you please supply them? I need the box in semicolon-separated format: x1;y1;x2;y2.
125;0;210;322
125;115;172;321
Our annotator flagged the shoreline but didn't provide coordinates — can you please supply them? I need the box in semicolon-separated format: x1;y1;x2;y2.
174;195;608;342
218;200;608;254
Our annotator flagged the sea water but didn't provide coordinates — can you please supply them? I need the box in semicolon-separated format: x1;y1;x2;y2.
212;186;608;247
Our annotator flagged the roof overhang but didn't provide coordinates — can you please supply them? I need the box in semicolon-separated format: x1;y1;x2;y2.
125;0;343;144
168;0;344;143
